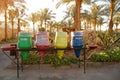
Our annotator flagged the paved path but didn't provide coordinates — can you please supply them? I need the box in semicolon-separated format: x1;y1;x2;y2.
0;44;120;80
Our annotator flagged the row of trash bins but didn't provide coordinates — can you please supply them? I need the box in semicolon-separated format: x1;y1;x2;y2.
18;31;83;60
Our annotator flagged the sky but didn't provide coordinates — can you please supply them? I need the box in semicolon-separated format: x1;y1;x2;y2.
25;0;67;21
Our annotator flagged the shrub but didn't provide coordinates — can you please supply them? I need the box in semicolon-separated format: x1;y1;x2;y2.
83;30;98;45
23;52;80;67
97;31;120;50
90;47;120;62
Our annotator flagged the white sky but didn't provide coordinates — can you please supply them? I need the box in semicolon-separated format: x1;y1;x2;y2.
25;0;67;21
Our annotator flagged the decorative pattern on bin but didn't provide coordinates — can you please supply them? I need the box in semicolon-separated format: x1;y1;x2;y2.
36;32;49;46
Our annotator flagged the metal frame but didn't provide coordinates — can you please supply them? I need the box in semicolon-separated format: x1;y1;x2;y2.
2;47;86;78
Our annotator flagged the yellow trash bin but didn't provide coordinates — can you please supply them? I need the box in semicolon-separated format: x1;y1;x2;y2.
54;32;68;59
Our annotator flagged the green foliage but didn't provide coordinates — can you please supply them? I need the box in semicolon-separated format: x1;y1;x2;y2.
97;31;120;50
90;47;120;62
23;52;79;67
23;51;40;64
90;52;110;62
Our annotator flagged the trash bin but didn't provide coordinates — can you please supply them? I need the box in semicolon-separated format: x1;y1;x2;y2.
71;31;83;58
18;32;32;60
54;32;68;59
36;32;50;58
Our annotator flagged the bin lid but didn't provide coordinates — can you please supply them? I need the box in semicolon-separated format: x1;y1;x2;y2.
19;32;31;36
56;32;67;36
71;31;83;36
36;32;49;45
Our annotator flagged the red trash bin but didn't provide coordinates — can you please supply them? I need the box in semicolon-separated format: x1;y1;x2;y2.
36;45;49;58
36;32;50;58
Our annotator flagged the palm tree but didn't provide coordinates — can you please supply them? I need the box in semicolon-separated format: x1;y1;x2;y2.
0;0;25;41
56;0;91;31
81;10;92;30
93;0;120;33
0;21;2;26
20;19;29;31
81;3;106;30
90;3;105;31
36;10;44;29
14;2;26;34
28;12;38;38
8;8;17;39
63;5;75;21
0;0;14;41
97;16;105;31
113;12;120;31
41;8;55;30
47;20;54;32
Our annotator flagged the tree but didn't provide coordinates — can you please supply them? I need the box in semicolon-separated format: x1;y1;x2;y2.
36;10;44;29
90;3;105;31
63;5;75;27
81;3;106;30
97;16;105;31
81;10;92;30
63;5;75;20
40;8;55;30
0;0;25;41
28;12;38;38
93;0;120;33
20;19;29;31
14;1;26;34
0;0;14;41
113;12;120;31
8;8;17;39
56;0;91;31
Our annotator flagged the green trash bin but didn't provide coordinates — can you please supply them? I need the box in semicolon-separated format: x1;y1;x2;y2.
18;32;32;60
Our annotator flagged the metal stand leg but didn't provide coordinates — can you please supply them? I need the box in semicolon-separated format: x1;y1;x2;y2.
83;47;86;74
2;51;17;64
39;58;41;69
78;58;80;68
16;52;19;78
21;57;23;72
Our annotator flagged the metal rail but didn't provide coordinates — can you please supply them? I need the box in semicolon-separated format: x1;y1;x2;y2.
2;47;86;78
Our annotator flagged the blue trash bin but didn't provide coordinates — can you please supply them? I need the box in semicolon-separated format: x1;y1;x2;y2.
71;32;83;58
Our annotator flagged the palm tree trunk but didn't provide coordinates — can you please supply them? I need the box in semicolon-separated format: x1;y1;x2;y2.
33;23;35;39
100;25;101;31
12;20;14;39
94;19;96;31
4;9;7;41
108;2;114;34
40;20;43;28
115;23;119;31
44;20;47;30
18;18;20;35
74;0;82;31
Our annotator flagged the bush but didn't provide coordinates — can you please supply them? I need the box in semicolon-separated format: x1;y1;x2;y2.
97;31;120;50
90;47;120;62
23;52;80;67
83;30;98;45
